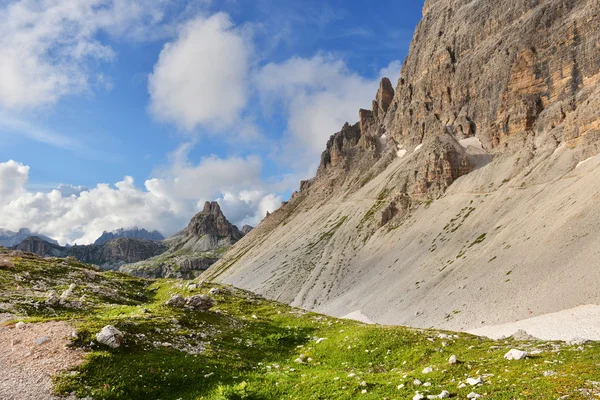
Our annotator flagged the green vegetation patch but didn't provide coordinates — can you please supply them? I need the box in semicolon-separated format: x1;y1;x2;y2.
2;249;600;400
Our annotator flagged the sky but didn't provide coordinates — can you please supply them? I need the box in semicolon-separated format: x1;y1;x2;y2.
0;0;424;245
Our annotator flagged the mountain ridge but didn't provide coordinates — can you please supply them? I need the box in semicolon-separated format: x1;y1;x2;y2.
203;0;600;333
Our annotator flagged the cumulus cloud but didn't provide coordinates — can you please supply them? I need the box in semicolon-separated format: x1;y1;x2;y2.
255;54;401;172
148;13;251;130
0;157;279;245
0;0;170;109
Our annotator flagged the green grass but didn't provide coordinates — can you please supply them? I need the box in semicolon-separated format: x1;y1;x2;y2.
2;249;600;399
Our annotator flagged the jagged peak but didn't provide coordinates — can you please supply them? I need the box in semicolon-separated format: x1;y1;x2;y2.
202;201;223;215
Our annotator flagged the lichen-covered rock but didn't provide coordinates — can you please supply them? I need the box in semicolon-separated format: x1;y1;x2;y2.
96;325;124;348
165;294;186;307
185;295;215;311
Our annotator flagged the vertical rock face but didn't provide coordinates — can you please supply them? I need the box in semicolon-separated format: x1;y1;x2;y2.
205;0;600;332
384;0;600;154
185;201;244;243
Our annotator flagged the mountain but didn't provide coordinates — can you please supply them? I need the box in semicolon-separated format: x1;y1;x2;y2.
14;236;167;270
94;228;164;245
204;0;600;334
120;201;244;279
241;225;254;234
0;228;58;248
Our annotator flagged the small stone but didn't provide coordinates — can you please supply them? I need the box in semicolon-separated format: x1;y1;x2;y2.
187;284;197;290
423;382;432;387
35;336;51;346
448;354;458;365
15;321;26;330
466;377;482;386
413;379;422;386
458;383;467;389
467;392;481;399
422;366;433;374
398;384;405;389
71;330;79;339
413;392;425;400
438;390;450;398
361;389;367;394
11;338;21;346
60;283;76;300
96;325;124;349
315;338;327;344
208;287;220;295
504;349;528;360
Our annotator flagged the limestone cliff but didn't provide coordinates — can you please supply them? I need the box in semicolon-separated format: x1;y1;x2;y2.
204;0;600;332
14;236;167;270
120;202;244;279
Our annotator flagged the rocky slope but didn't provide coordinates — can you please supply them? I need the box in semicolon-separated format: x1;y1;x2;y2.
15;236;167;270
94;228;164;245
0;228;58;248
204;0;600;333
120;201;244;279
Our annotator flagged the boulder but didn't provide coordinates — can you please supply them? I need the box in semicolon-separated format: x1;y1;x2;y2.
165;294;186;307
185;295;215;311
96;325;124;348
0;257;14;269
448;354;458;365
504;349;528;360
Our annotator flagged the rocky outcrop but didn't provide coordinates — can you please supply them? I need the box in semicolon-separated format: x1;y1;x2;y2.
68;238;167;270
241;225;254;235
204;0;600;334
120;202;242;279
15;237;65;258
14;237;167;270
94;228;164;245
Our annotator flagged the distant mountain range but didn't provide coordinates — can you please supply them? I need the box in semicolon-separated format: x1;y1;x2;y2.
0;228;59;248
94;228;164;245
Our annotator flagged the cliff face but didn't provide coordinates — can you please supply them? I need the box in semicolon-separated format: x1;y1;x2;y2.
120;202;243;279
204;0;600;332
14;236;167;270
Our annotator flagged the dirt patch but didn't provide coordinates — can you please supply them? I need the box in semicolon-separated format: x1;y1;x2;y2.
0;320;85;400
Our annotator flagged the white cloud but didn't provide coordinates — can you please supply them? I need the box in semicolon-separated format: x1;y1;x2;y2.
255;55;401;173
148;13;251;130
0;0;170;109
0;155;280;245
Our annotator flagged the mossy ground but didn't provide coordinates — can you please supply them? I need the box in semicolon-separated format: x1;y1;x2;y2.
1;249;599;399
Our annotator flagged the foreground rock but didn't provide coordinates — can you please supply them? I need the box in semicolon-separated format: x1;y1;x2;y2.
165;294;215;311
96;325;124;349
504;349;528;360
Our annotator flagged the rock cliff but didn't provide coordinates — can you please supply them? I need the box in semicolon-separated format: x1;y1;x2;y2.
14;236;167;270
204;0;600;332
120;202;243;279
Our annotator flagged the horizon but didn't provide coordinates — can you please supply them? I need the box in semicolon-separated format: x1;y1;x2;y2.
0;0;424;245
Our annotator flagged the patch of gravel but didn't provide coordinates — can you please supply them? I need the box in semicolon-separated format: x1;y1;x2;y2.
0;320;85;400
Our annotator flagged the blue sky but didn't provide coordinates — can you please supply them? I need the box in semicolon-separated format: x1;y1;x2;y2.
0;0;423;244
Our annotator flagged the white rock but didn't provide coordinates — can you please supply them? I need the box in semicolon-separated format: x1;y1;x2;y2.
422;366;433;374
438;390;450;398
467;392;481;399
504;349;528;360
315;337;327;344
466;377;482;386
348;373;356;378
448;354;458;364
208;287;220;295
294;358;304;364
567;337;589;346
414;379;422;386
458;383;467;389
423;382;432;387
398;384;405;389
34;336;51;346
60;283;76;299
96;325;124;349
15;321;25;330
413;392;425;400
360;381;367;387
